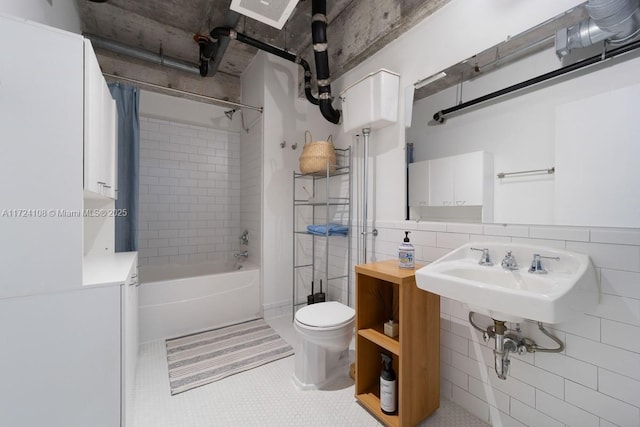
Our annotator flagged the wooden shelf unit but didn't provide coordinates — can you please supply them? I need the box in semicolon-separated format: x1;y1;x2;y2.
355;260;440;427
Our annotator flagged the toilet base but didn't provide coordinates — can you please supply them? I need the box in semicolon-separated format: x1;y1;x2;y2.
293;340;353;390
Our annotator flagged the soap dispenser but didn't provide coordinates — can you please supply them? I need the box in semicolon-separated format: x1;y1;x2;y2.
398;231;415;269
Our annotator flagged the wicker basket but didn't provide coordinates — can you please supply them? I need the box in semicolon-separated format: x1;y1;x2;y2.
299;131;337;174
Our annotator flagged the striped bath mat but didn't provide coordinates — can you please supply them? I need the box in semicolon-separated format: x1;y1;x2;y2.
165;319;294;395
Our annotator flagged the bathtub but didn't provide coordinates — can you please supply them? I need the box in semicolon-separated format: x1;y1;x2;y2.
138;261;261;342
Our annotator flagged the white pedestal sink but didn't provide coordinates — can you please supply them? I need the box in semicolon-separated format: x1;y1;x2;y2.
415;242;599;324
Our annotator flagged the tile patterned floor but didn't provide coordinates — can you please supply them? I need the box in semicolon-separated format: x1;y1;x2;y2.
131;315;489;427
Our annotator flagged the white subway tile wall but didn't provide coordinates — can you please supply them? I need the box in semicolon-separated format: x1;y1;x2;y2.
364;220;640;427
239;116;262;267
138;117;241;266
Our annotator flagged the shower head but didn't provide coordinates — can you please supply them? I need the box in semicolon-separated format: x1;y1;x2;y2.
225;109;237;120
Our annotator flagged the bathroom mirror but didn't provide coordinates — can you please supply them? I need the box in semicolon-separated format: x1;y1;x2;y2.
406;2;640;228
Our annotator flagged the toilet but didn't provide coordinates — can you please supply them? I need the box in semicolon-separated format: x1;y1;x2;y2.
293;301;356;389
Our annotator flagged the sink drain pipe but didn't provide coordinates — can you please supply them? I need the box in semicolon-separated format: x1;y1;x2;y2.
468;312;564;380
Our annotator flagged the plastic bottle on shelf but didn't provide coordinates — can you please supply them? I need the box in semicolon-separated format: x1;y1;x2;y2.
398;231;415;269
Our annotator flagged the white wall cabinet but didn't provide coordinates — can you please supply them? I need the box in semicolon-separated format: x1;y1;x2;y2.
0;15;84;298
84;40;117;199
428;151;492;207
409;151;493;222
408;160;430;207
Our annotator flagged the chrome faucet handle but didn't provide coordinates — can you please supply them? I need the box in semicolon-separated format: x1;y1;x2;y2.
528;253;560;274
501;250;519;270
470;247;493;266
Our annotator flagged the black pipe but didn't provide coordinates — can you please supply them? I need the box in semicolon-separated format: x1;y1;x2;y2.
433;38;640;123
210;27;319;106
311;0;341;124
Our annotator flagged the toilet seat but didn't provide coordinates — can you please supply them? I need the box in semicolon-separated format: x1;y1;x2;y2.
295;301;355;330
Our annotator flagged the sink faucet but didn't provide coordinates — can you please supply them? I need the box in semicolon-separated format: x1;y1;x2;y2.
470;247;493;266
501;250;518;270
234;250;248;259
528;253;560;274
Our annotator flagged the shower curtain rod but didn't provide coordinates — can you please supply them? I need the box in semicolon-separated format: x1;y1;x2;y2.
102;73;264;113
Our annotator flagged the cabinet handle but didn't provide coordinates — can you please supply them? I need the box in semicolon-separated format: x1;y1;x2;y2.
129;280;138;286
130;274;138;279
456;200;466;206
103;184;112;189
97;181;106;185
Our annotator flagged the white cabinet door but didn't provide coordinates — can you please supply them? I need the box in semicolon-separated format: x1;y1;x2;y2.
454;151;485;206
84;40;105;196
0;286;121;427
408;161;429;206
103;88;118;199
428;156;455;206
0;16;83;298
122;257;139;427
84;40;118;200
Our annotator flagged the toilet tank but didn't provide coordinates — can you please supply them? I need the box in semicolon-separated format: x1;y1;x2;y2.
340;69;400;134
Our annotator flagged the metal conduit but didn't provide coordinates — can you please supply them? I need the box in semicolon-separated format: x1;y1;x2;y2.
433;37;640;123
85;34;201;75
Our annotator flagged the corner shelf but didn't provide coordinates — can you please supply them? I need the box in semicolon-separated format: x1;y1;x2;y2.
355;260;440;427
292;147;352;314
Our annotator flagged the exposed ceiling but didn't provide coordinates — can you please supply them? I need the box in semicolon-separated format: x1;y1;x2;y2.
77;0;450;107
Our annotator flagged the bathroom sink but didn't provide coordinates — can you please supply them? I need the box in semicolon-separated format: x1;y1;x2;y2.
415;242;598;323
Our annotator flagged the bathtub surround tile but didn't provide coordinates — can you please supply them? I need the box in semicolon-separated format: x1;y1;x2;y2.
139;116;241;266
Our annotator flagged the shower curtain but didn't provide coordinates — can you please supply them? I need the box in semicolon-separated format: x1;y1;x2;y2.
108;83;140;252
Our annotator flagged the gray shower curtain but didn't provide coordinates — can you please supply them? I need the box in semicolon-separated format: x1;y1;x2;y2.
109;83;139;252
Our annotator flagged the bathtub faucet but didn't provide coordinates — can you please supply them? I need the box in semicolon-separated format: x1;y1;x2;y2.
234;250;248;259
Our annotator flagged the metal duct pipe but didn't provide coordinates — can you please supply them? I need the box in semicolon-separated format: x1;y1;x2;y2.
311;0;341;124
557;0;640;57
209;27;319;106
85;34;201;75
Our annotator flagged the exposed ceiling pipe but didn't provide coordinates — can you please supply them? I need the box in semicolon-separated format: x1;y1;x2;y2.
209;27;319;106
556;0;640;57
206;10;241;77
85;34;201;75
311;0;341;124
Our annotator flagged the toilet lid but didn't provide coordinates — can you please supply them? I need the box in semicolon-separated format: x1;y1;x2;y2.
295;301;355;328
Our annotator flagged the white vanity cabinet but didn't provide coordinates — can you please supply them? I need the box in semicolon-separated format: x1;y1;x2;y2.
428;151;492;207
84;252;139;427
0;285;122;427
84;40;118;200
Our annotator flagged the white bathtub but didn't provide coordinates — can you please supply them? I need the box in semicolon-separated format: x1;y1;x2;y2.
138;261;261;342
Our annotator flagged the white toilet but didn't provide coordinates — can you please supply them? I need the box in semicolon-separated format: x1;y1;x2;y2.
293;301;356;389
